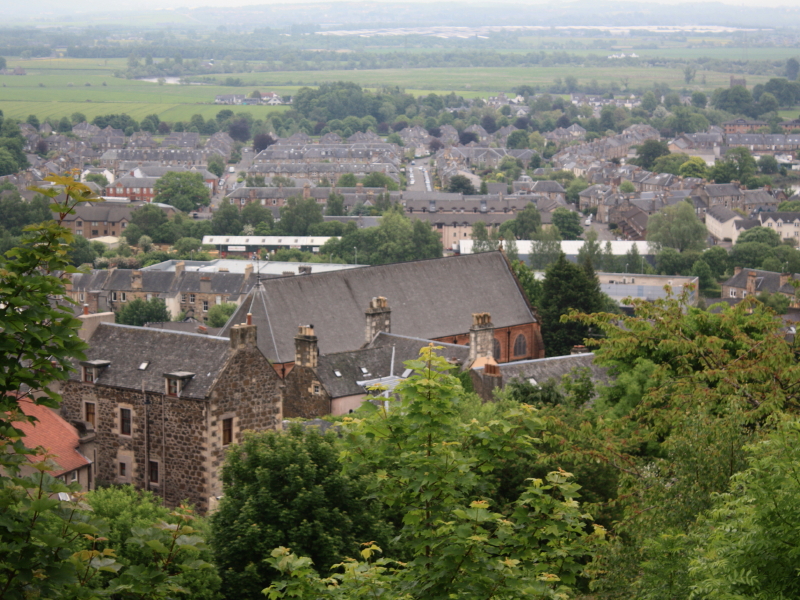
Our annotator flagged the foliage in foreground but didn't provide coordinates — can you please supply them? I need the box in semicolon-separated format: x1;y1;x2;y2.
263;347;604;600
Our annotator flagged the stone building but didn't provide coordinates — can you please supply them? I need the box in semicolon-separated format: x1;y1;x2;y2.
721;267;800;305
60;320;282;511
221;252;545;373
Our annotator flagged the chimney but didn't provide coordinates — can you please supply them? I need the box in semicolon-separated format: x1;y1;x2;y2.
746;271;757;296
734;266;743;276
83;303;89;316
780;272;790;288
131;270;142;290
356;182;363;192
175;261;185;275
365;296;391;343
200;275;211;293
244;263;253;278
480;361;503;396
298;266;312;275
294;325;318;368
571;344;588;355
229;322;257;350
468;312;494;365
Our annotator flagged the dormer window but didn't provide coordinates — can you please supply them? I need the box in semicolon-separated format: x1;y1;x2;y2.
164;371;195;396
80;360;111;384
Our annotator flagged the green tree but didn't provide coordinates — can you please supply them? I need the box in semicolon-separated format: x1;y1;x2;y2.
153;171;211;213
207;302;238;327
691;91;707;108
137;234;153;253
510;203;541;239
641;91;659;112
540;253;605;356
325;192;346;216
173;237;204;255
447;174;477;195
85;173;109;188
528;227;563;270
361;172;399;191
736;226;782;247
757;154;779;174
566;177;590;204
211;424;391;599
266;348;602;600
552;207;583;240
241;201;274;230
652;153;692;175
212;200;243;235
646;200;707;253
506;129;530;149
69;234;98;266
278;196;323;236
130;203;167;237
690;419;800;599
337;173;358;187
633;139;670;170
619;180;636;193
711;147;757;185
207;154;225;178
116;297;170;326
471;221;499;252
678;156;708;179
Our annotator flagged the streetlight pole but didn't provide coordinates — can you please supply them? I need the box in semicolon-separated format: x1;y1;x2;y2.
354;247;357;265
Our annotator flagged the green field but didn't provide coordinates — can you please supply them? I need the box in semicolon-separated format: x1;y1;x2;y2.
0;56;783;123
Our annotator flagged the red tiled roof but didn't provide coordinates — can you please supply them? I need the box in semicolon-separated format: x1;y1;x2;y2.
11;398;90;476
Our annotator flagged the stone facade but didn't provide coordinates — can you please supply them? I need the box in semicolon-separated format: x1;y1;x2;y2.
61;322;282;512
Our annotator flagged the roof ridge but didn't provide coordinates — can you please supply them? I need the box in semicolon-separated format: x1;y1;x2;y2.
99;322;229;341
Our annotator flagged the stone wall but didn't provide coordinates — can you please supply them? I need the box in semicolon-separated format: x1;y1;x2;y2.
282;364;331;419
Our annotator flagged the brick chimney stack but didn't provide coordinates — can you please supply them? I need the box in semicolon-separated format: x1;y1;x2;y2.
131;270;142;290
468;312;494;365
780;272;790;288
734;266;743;276
365;296;391;344
175;261;185;275
294;325;318;368
200;275;211;293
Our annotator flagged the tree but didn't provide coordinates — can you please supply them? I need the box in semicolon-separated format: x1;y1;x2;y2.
552;207;583;240
68;234;98;266
506;129;529;149
174;237;204;255
337;173;358;187
758;154;779;174
211;424;391;598
85;173;109;188
212;200;243;235
511;203;542;239
713;85;755;116
646;200;707;253
786;57;800;81
207;302;238;327
361;172;399;191
241;202;274;230
265;348;601;600
471;221;499;252
207;154;225;178
278;196;323;235
540;254;605;356
619;180;636;193
153;171;210;213
253;133;277;153
737;226;782;247
678;156;708;179
528;227;563;270
641;91;659;113
691;91;707;109
690;419;800;599
566;177;590;204
652;153;692;175
130;203;168;237
137;234;153;253
447;174;477;195
325;192;345;216
116;297;170;326
633;139;670;170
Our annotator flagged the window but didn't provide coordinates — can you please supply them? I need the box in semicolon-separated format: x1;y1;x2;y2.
167;378;180;396
91;221;99;226
742;291;747;297
222;418;233;446
77;221;83;226
203;300;209;312
70;471;78;482
189;294;196;303
121;292;126;302
181;294;187;303
83;367;93;383
148;461;159;484
91;230;98;237
493;338;501;361
313;384;321;394
111;292;117;302
730;289;737;298
76;230;83;236
119;462;127;477
513;334;528;357
85;402;96;426
79;292;84;301
120;408;131;436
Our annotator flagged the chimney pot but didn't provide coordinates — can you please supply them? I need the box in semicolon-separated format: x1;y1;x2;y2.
247;313;252;326
83;303;89;315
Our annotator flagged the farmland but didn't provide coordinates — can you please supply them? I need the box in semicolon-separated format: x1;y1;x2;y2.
0;53;792;123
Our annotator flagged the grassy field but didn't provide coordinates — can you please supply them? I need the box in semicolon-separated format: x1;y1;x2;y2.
0;56;784;123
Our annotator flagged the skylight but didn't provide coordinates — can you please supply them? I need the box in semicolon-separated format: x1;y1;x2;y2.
334;370;342;377
360;367;369;374
138;361;149;370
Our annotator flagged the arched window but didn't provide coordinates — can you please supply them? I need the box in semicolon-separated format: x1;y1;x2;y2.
493;338;501;361
513;334;527;357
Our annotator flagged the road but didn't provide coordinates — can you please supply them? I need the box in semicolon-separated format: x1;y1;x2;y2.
406;164;432;192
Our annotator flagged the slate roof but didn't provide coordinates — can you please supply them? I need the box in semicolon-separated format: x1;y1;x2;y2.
722;269;800;295
475;352;609;387
13;398;91;477
706;205;740;223
71;323;232;399
705;183;743;198
531;180;565;194
317;332;471;398
222;252;536;363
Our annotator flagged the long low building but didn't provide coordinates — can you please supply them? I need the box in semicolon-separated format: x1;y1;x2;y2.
202;235;336;257
458;239;654;258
